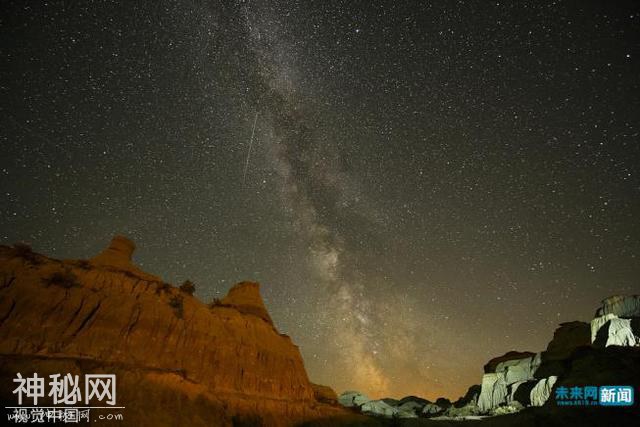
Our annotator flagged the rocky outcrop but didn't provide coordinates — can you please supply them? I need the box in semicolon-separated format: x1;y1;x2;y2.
0;238;351;426
543;321;591;361
220;280;274;324
483;351;535;373
590;296;639;349
595;295;640;318
535;321;591;378
478;351;542;412
358;398;422;419
396;399;426;417
421;402;443;416
311;383;338;405
529;376;557;406
593;317;637;347
478;372;508;412
440;384;482;418
452;384;481;408
89;235;160;281
333;296;639;425
337;391;370;408
398;395;429;408
475;296;640;416
360;400;398;418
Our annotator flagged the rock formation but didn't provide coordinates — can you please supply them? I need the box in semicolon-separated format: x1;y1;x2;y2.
337;390;370;408
357;398;430;419
220;280;274;324
483;350;535;373
452;384;481;408
396;399;425;417
529;376;557;407
0;238;353;426
360;400;398;418
595;295;640;318
311;383;338;405
478;351;542;412
590;296;639;348
335;294;639;425
535;321;591;378
421;402;443;416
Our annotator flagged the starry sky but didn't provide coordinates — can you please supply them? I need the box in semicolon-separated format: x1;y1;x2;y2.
1;0;639;401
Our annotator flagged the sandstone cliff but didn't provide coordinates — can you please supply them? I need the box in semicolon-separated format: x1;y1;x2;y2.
0;237;353;426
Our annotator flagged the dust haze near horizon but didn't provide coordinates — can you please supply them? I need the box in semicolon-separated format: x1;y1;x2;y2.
1;1;639;400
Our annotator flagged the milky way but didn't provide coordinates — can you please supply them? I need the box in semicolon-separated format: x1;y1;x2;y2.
1;1;639;400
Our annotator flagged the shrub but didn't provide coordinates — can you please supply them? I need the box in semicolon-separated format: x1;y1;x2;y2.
208;297;222;309
74;260;92;270
12;242;42;265
42;269;80;289
169;295;184;319
179;280;196;295
155;282;172;295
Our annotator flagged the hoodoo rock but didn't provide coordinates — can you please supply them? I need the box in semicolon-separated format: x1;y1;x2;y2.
91;234;136;265
88;235;160;281
0;238;352;426
220;281;273;324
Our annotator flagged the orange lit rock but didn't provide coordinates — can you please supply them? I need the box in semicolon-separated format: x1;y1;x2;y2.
0;238;352;426
221;281;273;324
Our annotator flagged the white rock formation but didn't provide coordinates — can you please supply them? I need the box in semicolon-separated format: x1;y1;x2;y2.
530;376;557;407
497;353;541;384
595;295;640;318
591;313;618;343
478;372;508;412
396;400;424;417
591;313;638;347
422;403;443;416
338;391;370;408
478;352;542;412
360;400;397;417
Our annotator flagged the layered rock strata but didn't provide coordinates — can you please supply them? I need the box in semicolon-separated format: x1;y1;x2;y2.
0;237;349;426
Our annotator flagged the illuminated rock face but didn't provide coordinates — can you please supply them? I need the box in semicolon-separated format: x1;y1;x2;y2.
591;296;640;348
338;391;370;408
221;281;273;324
478;351;542;412
476;297;640;414
592;316;637;347
529;376;557;407
0;238;347;426
360;400;397;418
89;235;159;282
483;351;535;374
595;295;640;318
477;372;508;412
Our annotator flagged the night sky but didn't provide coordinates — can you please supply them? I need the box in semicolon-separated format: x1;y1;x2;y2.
1;1;639;400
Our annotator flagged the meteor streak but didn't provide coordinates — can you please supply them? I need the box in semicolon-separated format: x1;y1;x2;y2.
242;111;259;185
